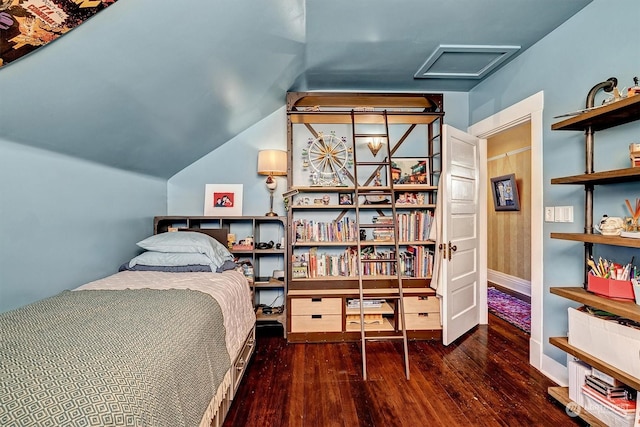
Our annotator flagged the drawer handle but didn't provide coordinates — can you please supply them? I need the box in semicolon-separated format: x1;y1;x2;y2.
418;296;429;301
418;313;429;317
311;314;322;319
311;298;322;302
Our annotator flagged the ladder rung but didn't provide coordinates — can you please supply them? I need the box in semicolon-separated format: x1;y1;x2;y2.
364;335;405;341
356;161;388;167
359;295;400;300
354;133;388;138
359;223;394;229
356;187;391;194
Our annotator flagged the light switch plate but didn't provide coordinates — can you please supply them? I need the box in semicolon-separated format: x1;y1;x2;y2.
555;206;574;222
545;207;555;222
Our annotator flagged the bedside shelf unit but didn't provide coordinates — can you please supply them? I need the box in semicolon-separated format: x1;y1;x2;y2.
285;92;444;343
154;216;287;331
547;94;640;424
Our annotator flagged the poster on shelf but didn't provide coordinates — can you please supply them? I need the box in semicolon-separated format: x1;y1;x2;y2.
0;0;118;68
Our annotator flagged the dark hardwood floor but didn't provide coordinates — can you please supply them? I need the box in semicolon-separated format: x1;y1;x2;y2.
224;315;584;426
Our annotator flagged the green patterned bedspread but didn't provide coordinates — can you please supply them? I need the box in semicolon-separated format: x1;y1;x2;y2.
0;289;230;426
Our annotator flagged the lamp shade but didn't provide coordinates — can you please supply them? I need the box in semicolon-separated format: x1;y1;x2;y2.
257;150;287;176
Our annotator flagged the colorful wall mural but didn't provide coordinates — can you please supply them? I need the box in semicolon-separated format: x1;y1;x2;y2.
0;0;117;67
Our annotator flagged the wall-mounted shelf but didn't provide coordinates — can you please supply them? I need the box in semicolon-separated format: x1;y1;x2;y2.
551;232;640;248
551;95;640;132
548;91;640;425
551;167;640;185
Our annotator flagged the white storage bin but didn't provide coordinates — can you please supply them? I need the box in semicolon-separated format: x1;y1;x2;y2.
568;307;640;379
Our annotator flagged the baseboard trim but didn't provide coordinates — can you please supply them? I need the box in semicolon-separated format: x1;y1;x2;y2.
488;270;531;297
540;353;568;387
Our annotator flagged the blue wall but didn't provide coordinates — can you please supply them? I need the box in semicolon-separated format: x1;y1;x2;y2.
0;139;166;313
469;0;640;364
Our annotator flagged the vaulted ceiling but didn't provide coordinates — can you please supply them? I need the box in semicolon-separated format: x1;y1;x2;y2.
0;0;592;178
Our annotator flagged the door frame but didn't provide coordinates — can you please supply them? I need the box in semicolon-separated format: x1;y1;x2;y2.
467;91;544;371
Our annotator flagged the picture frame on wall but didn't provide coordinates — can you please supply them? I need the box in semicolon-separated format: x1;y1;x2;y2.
204;184;243;216
490;174;520;211
390;157;430;185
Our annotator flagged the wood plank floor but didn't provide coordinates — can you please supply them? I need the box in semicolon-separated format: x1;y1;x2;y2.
224;315;585;426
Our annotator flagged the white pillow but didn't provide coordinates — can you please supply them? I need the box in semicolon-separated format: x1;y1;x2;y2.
136;232;233;267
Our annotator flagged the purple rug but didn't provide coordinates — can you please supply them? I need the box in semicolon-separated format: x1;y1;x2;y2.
488;287;531;334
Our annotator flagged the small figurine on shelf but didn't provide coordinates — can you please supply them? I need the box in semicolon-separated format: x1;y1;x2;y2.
628;77;640;98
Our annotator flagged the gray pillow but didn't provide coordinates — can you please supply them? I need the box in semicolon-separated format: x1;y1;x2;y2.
119;263;213;272
128;251;215;269
136;232;233;267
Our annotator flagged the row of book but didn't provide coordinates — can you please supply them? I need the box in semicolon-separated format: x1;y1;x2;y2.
293;218;358;243
291;246;433;278
293;211;434;244
396;211;434;242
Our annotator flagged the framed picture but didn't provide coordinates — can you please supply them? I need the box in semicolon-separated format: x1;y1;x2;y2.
490;174;520;211
391;158;430;185
338;193;353;205
204;184;243;216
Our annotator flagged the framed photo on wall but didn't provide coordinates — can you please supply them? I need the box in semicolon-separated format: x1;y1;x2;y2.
204;184;243;216
490;174;520;211
390;157;430;185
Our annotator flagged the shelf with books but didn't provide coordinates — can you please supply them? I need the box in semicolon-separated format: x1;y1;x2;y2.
285;91;444;343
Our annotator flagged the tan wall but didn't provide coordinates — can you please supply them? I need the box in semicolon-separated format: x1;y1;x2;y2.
487;122;531;281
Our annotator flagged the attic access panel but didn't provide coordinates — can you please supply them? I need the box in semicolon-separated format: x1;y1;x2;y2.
414;45;520;79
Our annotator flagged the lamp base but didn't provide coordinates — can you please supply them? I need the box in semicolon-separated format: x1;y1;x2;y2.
265;211;278;217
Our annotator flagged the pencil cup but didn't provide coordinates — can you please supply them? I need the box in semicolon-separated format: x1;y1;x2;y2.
634;284;640;305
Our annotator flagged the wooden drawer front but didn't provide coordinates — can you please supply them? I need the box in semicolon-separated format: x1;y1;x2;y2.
403;296;439;313
403;312;442;330
291;297;342;315
291;314;342;333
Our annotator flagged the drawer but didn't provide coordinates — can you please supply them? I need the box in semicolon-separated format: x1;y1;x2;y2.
291;297;342;315
403;295;439;313
402;312;441;330
233;327;256;392
291;314;342;333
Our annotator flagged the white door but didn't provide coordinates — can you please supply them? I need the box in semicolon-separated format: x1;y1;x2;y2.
441;125;481;345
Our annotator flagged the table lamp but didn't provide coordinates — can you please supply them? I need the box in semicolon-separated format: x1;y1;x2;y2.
257;149;287;216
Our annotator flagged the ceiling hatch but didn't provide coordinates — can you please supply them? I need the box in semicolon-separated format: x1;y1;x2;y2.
414;44;520;79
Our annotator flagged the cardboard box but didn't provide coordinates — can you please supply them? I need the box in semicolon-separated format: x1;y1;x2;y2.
568;307;640;379
587;275;635;300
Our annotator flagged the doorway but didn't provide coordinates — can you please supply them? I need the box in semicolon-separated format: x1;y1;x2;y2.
468;92;544;371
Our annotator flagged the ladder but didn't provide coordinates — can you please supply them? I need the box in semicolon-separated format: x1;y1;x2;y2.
350;110;410;380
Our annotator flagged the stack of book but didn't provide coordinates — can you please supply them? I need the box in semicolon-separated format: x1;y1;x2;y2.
580;370;636;425
372;216;394;241
347;299;384;309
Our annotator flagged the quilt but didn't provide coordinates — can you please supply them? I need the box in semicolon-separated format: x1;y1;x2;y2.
0;287;230;426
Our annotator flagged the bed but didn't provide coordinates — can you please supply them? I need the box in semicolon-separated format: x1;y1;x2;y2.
0;229;256;427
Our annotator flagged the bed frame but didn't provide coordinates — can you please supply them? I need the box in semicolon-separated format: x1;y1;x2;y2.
210;325;255;427
167;227;256;426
